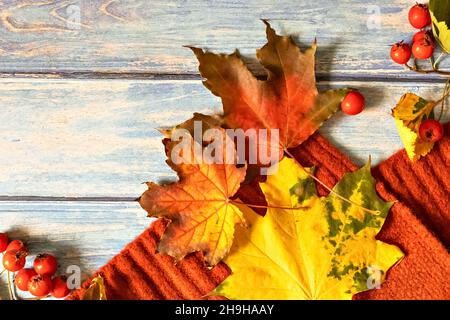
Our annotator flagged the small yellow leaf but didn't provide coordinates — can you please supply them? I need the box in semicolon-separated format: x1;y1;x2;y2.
214;157;403;300
82;275;107;300
392;93;435;161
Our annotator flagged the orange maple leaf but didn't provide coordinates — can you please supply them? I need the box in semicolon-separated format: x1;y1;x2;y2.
190;21;348;160
139;121;247;266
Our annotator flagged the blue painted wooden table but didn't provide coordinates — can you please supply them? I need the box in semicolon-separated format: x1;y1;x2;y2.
1;0;448;298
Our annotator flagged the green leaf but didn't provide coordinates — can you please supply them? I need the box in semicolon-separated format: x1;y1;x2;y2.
430;0;450;53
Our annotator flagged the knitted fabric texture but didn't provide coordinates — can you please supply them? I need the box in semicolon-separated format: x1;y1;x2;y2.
69;124;450;300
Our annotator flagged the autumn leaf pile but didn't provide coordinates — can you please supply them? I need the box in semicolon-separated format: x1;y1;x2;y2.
139;22;403;300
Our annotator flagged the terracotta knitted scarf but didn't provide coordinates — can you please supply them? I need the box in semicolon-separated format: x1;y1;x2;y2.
69;123;450;300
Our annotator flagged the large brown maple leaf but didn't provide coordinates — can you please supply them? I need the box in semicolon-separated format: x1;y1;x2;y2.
190;21;348;159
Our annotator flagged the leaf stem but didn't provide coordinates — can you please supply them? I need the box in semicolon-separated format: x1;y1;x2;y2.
230;199;309;211
284;149;381;215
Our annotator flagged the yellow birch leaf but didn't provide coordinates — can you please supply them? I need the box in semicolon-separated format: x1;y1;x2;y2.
82;275;107;300
214;157;403;300
392;93;435;161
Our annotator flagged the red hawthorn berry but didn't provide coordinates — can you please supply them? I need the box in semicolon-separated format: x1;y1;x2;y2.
341;91;365;115
34;253;58;276
51;276;71;298
419;119;444;142
6;240;28;255
15;268;37;291
412;39;435;59
412;29;434;45
390;41;412;64
0;233;8;252
408;3;431;29
2;249;27;272
28;275;53;297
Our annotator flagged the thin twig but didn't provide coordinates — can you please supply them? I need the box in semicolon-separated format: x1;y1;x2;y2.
438;79;450;121
7;271;14;300
405;62;450;76
284;149;381;215
20;296;48;301
433;85;450;107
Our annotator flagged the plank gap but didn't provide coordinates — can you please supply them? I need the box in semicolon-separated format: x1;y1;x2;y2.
0;72;447;83
0;196;138;202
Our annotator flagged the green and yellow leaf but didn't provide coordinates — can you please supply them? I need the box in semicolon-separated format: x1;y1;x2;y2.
214;157;403;300
392;93;435;161
430;0;450;53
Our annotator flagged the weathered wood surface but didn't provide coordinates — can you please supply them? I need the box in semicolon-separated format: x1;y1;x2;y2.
1;0;449;298
0;79;447;198
0;201;150;299
0;0;448;79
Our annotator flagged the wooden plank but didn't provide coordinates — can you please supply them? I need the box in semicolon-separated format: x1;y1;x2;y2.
0;201;151;299
0;0;448;79
0;78;448;198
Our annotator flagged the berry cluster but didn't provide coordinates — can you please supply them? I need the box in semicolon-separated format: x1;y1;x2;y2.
390;3;434;64
390;2;447;143
0;232;71;299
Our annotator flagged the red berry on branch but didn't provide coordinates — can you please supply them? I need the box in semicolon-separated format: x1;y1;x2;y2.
412;39;434;59
15;268;37;291
390;41;411;64
34;253;58;276
341;91;365;115
51;276;71;298
412;30;434;44
2;250;27;272
28;275;53;297
408;3;431;29
0;233;8;252
419;119;444;142
6;240;28;255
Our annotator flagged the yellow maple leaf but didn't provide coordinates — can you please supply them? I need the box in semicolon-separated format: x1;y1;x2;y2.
392;93;435;161
214;157;403;300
